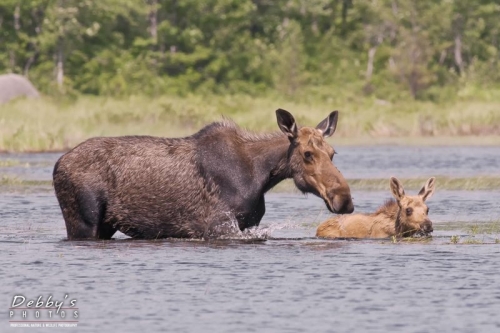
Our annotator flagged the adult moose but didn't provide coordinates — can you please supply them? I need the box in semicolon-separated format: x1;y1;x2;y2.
53;109;353;240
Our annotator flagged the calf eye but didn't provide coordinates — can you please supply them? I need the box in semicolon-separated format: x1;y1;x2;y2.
406;207;413;216
304;151;313;160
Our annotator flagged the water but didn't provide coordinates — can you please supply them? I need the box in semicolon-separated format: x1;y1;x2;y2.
2;146;500;181
333;146;500;179
1;147;500;333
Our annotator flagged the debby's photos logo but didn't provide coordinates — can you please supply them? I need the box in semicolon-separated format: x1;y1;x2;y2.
9;294;79;328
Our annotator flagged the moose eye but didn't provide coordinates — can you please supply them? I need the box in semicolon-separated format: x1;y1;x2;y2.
406;208;413;216
304;151;313;160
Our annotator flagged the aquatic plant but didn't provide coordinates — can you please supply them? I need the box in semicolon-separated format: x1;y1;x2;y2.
0;176;51;187
0;159;21;167
468;225;480;236
462;238;483;245
348;176;500;191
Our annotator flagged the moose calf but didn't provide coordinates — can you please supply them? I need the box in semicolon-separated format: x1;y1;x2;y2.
316;177;436;239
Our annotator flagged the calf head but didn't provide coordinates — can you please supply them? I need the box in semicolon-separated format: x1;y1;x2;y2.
276;108;354;214
390;177;436;236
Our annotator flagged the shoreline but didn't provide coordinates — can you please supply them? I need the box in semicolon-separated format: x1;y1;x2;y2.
2;95;500;152
0;135;499;154
330;135;500;147
3;176;500;191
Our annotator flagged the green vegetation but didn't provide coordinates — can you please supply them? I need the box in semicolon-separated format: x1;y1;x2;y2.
349;177;500;191
271;176;500;193
444;221;500;244
3;173;500;191
0;175;51;187
1;1;500;151
0;159;22;167
436;220;500;232
461;238;484;245
466;222;500;235
1;95;500;152
2;0;500;99
0;175;52;194
399;236;432;243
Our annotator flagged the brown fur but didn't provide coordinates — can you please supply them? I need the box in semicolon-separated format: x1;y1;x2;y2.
316;177;436;239
53;109;353;240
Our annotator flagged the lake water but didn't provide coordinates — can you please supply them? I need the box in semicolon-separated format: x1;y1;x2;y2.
1;146;500;333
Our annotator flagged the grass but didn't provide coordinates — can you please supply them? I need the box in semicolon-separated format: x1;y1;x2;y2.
2;173;500;191
466;222;500;235
0;175;51;187
462;239;484;244
437;220;500;233
0;159;22;167
349;176;500;191
0;159;38;168
398;236;433;243
445;220;500;244
270;176;500;192
1;93;500;152
0;159;51;168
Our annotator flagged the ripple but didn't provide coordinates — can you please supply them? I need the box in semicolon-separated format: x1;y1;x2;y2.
1;151;500;333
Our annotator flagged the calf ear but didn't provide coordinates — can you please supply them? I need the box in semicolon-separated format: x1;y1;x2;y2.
419;177;436;201
390;177;405;201
276;108;298;139
316;111;338;137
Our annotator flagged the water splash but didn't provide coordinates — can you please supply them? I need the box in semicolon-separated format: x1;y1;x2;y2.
205;214;309;241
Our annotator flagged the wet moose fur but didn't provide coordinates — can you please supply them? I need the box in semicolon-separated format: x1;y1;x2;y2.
316;177;436;239
53;109;353;240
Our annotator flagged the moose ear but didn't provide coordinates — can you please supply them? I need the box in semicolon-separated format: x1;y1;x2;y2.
390;177;405;201
316;111;339;138
419;177;436;202
276;108;298;139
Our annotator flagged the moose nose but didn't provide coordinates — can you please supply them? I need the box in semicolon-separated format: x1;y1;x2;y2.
332;194;354;214
423;221;433;233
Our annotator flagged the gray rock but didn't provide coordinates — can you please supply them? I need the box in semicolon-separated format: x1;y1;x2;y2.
0;73;40;104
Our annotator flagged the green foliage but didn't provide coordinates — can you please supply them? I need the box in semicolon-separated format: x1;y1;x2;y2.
0;0;499;99
1;94;500;152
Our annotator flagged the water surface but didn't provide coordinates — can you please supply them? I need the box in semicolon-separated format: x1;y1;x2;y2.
2;145;500;181
1;148;500;333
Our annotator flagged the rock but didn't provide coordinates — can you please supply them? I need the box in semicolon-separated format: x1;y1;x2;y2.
0;74;40;104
